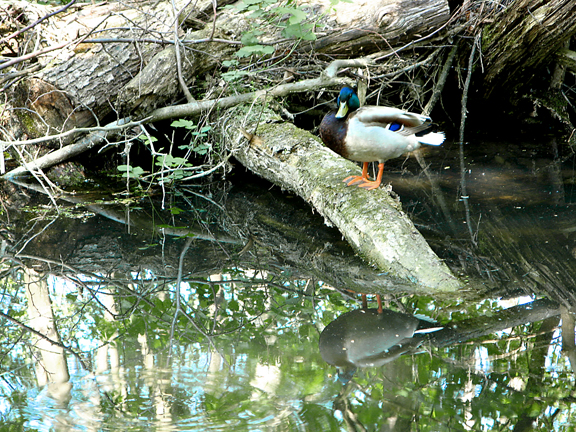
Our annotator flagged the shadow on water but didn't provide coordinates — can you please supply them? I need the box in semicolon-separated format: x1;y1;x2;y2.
1;134;576;430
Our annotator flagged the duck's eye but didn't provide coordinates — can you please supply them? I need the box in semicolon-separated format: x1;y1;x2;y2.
388;122;403;132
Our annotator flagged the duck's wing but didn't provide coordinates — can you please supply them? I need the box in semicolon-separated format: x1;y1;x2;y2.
353;106;432;136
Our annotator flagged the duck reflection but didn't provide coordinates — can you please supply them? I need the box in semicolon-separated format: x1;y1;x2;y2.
319;295;442;383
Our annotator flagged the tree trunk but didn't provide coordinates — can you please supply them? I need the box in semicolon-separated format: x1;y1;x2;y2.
482;0;576;97
3;0;180;142
306;0;450;55
23;268;70;388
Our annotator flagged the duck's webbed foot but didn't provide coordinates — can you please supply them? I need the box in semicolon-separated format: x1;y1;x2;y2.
356;179;382;190
343;162;370;187
343;175;367;186
343;162;384;190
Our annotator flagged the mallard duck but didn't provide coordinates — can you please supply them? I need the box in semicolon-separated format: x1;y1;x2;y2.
319;294;442;383
319;87;445;190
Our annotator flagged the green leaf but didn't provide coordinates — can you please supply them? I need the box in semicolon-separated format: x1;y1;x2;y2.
65;293;78;302
276;7;306;25
236;45;275;58
283;23;316;40
155;154;189;167
222;70;249;82
248;8;266;18
241;30;263;46
117;165;145;179
193;143;211;155
171;119;195;129
130;167;145;178
137;133;158;145
222;59;239;68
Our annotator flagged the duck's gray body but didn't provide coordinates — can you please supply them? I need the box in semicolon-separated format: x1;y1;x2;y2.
319;308;442;382
342;106;443;163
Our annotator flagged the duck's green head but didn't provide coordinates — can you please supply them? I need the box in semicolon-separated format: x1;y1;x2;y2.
335;87;360;119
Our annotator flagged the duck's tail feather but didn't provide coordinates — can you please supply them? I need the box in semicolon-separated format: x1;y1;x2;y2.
414;325;443;334
417;131;445;146
414;314;443;334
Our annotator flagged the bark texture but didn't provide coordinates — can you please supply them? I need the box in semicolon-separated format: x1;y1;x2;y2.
305;0;450;55
556;48;576;73
482;0;576;96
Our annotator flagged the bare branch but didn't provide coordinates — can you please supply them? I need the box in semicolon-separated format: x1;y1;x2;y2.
0;118;150;147
0;0;76;45
1;117;146;179
149;72;353;123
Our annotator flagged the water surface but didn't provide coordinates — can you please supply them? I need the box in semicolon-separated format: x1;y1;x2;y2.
1;134;575;431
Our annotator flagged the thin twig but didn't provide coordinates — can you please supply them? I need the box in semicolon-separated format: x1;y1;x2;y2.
459;34;480;247
414;45;461;236
0;310;88;370
423;43;459;116
0;118;149;147
0;40;72;71
171;0;195;103
168;236;193;358
80;37;242;45
0;0;77;45
210;0;217;41
372;48;443;80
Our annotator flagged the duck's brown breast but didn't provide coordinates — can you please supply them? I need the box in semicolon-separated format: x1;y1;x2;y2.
319;112;349;158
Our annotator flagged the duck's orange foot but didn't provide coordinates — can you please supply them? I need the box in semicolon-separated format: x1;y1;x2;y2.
343;176;381;190
343;175;366;186
357;179;382;190
342;162;384;190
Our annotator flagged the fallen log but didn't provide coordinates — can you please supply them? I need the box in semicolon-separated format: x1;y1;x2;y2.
482;0;576;97
1;0;176;141
303;0;450;55
556;48;576;73
0;0;461;289
1;0;450;146
228;113;461;292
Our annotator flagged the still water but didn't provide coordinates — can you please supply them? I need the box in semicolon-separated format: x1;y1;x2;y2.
1;134;576;431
